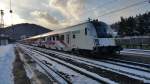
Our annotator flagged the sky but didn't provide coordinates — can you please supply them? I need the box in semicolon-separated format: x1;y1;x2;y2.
0;0;150;30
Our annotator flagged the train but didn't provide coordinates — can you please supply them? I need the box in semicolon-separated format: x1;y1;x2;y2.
21;20;122;54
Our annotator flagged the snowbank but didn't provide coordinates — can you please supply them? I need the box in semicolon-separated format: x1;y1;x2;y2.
0;45;15;84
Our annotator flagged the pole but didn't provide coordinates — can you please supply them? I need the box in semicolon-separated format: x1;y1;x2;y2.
10;0;13;26
0;10;4;28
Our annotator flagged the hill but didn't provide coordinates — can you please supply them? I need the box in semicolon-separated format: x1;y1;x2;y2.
0;23;52;40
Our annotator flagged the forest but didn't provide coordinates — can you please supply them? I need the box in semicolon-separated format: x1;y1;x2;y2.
111;12;150;37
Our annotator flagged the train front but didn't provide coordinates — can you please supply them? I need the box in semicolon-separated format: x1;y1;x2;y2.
91;20;122;53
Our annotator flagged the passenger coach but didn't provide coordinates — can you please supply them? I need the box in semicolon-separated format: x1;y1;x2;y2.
22;20;122;54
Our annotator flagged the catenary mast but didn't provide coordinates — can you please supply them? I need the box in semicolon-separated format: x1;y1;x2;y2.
0;10;4;28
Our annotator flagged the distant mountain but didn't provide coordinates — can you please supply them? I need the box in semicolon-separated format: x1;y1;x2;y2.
0;23;52;41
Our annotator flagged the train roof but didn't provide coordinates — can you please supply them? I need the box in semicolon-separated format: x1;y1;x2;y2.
26;21;90;40
24;20;110;40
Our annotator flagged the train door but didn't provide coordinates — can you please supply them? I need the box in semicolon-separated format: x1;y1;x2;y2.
66;32;71;47
71;30;81;49
71;33;75;48
67;34;70;44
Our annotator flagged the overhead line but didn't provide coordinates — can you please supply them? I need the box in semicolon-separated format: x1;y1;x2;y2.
95;0;148;18
80;0;118;16
72;0;148;27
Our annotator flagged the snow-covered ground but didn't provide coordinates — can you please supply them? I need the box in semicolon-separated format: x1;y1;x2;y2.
121;48;150;57
21;45;104;84
0;45;15;84
19;44;150;83
25;45;150;83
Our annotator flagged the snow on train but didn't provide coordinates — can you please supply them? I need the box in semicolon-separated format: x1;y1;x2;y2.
22;20;122;53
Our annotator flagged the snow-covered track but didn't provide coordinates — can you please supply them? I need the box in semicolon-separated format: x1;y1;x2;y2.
19;45;117;84
120;49;150;57
100;59;150;73
37;49;150;83
20;44;150;83
117;49;150;64
105;58;150;69
123;49;150;53
21;47;71;84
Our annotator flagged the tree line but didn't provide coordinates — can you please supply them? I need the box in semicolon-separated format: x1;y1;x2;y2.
111;12;150;37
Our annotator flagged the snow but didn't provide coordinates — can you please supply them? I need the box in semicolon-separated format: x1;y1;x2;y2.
34;55;101;84
21;46;117;84
104;60;150;72
27;45;150;83
121;49;150;57
52;50;150;83
123;49;150;52
52;51;150;83
19;52;34;79
19;49;57;84
22;47;70;84
20;44;150;83
21;46;101;84
0;45;15;84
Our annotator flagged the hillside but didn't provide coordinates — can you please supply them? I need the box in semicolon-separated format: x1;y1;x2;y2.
0;23;52;40
111;12;150;37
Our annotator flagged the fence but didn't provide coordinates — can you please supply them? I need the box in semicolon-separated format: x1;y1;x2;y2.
116;36;150;50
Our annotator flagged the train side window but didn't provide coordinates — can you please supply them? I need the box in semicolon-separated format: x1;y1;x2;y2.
56;35;59;40
53;36;55;41
61;35;64;40
49;36;51;41
67;34;69;44
85;28;87;35
73;34;76;39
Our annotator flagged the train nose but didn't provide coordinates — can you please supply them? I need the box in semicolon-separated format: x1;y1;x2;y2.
94;38;116;46
94;38;122;53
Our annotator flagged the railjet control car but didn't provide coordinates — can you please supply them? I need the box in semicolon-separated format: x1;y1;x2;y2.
22;20;122;54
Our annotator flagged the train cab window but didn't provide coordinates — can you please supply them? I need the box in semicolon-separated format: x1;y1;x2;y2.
85;28;87;35
92;22;113;38
73;34;76;39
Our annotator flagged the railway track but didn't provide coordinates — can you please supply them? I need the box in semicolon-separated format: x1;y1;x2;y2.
105;58;150;69
19;44;150;83
21;48;71;84
100;59;150;73
120;49;150;57
20;45;115;84
122;49;150;53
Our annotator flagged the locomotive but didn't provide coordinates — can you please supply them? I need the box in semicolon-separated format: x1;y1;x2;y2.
22;20;122;54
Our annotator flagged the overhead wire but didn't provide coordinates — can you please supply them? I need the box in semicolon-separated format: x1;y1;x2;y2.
79;0;119;16
96;0;148;18
66;0;149;30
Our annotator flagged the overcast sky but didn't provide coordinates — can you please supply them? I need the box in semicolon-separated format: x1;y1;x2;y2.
0;0;150;29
